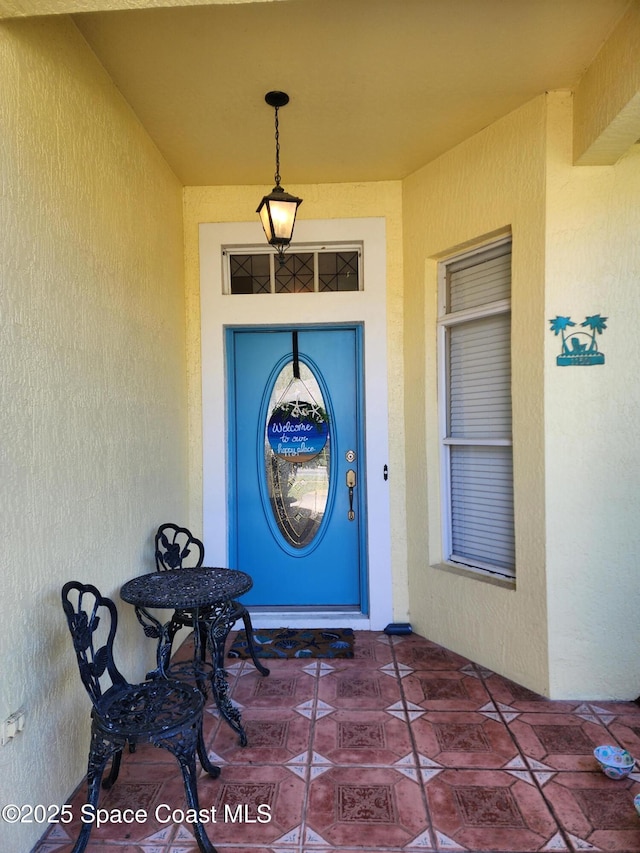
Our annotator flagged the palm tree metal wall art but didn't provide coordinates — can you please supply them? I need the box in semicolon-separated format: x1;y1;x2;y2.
549;314;607;365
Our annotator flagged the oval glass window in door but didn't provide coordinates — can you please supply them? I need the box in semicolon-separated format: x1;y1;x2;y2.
264;362;330;549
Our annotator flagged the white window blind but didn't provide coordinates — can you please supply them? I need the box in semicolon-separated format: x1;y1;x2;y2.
449;314;512;439
447;250;511;312
450;445;515;572
439;238;514;578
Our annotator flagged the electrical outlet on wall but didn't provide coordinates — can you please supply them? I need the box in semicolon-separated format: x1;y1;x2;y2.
1;710;25;746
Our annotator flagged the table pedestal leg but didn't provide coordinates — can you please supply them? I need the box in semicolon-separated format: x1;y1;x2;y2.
204;603;248;747
132;597;249;746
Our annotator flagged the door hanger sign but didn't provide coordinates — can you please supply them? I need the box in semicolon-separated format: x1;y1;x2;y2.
268;401;329;463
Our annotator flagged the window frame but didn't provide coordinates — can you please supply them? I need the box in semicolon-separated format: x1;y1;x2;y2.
222;243;363;295
437;236;515;580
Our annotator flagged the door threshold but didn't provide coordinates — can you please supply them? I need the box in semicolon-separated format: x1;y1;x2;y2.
241;611;372;631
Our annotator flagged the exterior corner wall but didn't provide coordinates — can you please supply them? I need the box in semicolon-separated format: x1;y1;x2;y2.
545;91;640;699
573;0;640;165
402;95;549;694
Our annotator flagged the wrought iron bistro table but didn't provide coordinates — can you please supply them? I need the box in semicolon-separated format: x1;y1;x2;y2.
120;567;253;746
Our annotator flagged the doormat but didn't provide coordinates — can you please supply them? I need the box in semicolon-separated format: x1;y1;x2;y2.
228;627;354;660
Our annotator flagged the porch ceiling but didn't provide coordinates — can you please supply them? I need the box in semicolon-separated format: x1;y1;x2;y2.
3;0;631;185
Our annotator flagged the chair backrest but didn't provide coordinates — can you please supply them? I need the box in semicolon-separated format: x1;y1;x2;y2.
155;523;205;572
61;581;127;707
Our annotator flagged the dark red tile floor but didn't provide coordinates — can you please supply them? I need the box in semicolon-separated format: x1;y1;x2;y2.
34;631;640;852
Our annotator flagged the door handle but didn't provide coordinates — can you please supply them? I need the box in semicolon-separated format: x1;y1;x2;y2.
346;469;356;521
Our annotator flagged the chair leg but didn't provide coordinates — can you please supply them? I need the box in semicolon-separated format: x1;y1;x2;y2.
241;609;270;676
197;724;221;779
176;752;217;853
101;748;123;790
71;729;119;853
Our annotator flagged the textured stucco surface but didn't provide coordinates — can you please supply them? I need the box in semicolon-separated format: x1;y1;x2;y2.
1;16;187;851
183;182;409;621
0;0;275;19
403;89;640;700
574;1;640;165
402;96;549;695
545;93;640;697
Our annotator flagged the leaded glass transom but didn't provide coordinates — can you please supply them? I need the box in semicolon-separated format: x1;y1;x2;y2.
229;254;271;294
275;253;314;293
318;251;359;291
226;247;361;295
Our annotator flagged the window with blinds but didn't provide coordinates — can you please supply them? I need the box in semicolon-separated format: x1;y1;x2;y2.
438;238;514;579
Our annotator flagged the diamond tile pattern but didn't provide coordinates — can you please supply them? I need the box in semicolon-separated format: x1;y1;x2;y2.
34;631;640;852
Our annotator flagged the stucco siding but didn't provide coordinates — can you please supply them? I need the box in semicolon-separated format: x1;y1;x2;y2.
0;16;186;850
545;92;640;698
402;96;549;694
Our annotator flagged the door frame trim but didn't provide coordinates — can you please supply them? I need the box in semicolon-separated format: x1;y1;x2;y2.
199;218;392;630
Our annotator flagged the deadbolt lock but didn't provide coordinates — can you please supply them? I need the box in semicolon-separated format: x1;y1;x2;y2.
345;449;356;463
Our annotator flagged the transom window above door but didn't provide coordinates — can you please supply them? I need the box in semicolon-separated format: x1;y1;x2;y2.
223;246;362;294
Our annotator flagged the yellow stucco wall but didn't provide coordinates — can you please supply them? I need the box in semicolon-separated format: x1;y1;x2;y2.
403;90;640;700
402;95;549;694
573;1;640;165
182;182;408;620
546;93;640;698
1;16;187;850
0;0;283;18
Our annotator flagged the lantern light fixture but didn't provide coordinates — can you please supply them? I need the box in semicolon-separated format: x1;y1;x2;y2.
256;91;302;266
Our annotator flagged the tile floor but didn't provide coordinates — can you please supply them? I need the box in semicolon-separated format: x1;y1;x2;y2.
34;631;640;852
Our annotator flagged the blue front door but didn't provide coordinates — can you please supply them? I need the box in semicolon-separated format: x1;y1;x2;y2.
227;326;367;609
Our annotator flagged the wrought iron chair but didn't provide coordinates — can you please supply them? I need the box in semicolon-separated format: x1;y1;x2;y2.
61;581;220;853
155;523;269;677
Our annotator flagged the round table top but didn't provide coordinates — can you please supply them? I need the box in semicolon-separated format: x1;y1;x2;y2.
120;567;253;609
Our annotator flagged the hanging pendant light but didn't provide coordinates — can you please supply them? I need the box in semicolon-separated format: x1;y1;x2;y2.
256;91;302;266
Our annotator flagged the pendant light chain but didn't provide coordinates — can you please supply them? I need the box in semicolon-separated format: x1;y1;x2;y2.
273;106;281;187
